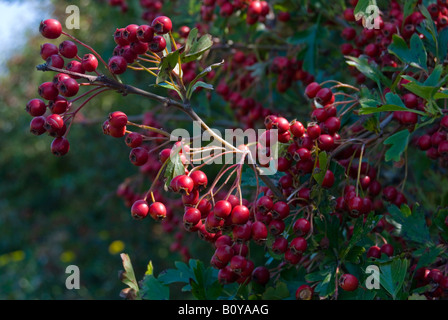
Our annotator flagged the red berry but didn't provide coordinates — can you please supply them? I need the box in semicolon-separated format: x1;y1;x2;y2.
66;60;85;77
51;137;70;156
293;218;311;236
252;266;270;285
151;16;172;34
149;35;167;53
26;99;47;117
109;111;128;128
59;40;78;59
381;244;394;257
339;274;358;291
81;54;99;72
213;200;232;220
125;132;143;148
30;116;47;136
295;285;313;300
38;82;59;101
40;43;59;60
57;77;79;97
108;55;128;74
231;205;250;225
305;82;321;99
183;208;201;227
49;96;69;114
131;200;149;220
190;170;208;190
176;175;195;195
137;25;154;43
307;123;321;140
290;120;305;138
367;245;381;259
251;221;268;245
272;201;290;219
290;237;307;254
149;202;167;220
129;147;149;166
123;24;140;43
39;19;62;39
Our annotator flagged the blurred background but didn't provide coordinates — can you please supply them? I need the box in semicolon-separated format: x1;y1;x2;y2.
0;0;214;299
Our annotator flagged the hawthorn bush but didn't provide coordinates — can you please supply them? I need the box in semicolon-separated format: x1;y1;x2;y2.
22;0;448;300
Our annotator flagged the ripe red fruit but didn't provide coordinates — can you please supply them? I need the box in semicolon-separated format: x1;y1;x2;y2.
51;137;70;156
214;200;232;220
251;221;268;245
108;55;127;74
315;88;333;105
256;195;273;213
189;170;208;190
348;196;363;217
252;266;270;285
381;243;394;257
59;40;78;59
339;274;358;291
293;218;311;236
149;202;167;220
131;200;149;220
57;77;79;97
176;175;195;195
26;99;47;117
290;120;305;138
307;123;321;140
39;19;62;39
290;237;307;254
151;16;172;34
441;115;448;130
272;201;290;219
305;82;322;99
183;208;201;227
231;205;250;225
367;245;381;259
318;134;334;151
272;236;288;254
45;113;64;131
81;54;99;72
129;147;149;166
149;35;167;52
49;96;69;114
214;245;234;264
296;285;313;300
321;170;335;189
229;255;247;274
123;24;140;43
137;25;155;43
109;111;128;128
30;116;47;136
125;132;143;148
284;248;302;265
38;82;59;101
40;43;59;60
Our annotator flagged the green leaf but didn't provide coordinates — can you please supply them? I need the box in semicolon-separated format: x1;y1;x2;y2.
388;33;427;71
438;28;448;61
346;56;392;88
181;28;213;63
119;253;141;298
340;212;381;260
384;130;410;162
157;50;180;84
379;258;410;300
313;151;328;185
261;281;290;300
386;204;431;244
158;260;196;285
186;60;224;99
286;18;325;75
163;151;186;192
414;245;446;272
141;275;170;300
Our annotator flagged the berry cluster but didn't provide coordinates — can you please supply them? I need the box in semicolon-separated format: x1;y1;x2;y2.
28;19;101;156
415;115;448;167
269;56;315;93
201;0;270;25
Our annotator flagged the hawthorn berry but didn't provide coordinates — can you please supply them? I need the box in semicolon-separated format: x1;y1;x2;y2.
30;116;47;136
151;16;172;34
339;274;358;291
129;147;149;166
39;19;62;39
57;77;79;97
231;205;250;225
149;35;167;53
108;55;128;74
59;40;78;59
81;54;99;72
149;202;167;220
295;285;313;300
26;99;47;117
51;137;70;156
131;200;149;220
